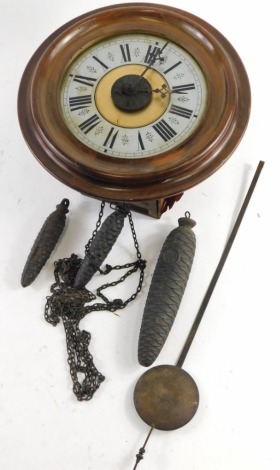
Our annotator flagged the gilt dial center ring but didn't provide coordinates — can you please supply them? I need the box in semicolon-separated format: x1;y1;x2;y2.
111;74;152;111
95;64;170;128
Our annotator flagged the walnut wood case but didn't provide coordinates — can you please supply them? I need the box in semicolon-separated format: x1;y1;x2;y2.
18;3;251;217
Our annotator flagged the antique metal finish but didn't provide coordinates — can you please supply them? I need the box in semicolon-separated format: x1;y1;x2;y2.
74;203;129;289
132;161;265;469
18;3;250;208
138;213;196;366
176;161;265;367
45;254;106;401
45;202;146;400
111;75;152;111
21;198;69;287
134;365;199;431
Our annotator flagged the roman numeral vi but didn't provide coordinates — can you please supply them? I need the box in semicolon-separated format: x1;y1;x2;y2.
103;128;119;150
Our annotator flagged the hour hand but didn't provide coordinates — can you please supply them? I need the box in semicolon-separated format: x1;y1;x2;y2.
152;84;173;98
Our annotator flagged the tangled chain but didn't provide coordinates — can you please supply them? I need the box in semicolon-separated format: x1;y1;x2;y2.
44;204;146;401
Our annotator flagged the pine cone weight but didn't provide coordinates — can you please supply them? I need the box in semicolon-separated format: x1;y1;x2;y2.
74;207;128;289
138;215;196;367
21;199;69;287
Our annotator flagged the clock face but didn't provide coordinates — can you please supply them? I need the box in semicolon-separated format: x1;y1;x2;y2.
18;3;250;205
60;33;207;158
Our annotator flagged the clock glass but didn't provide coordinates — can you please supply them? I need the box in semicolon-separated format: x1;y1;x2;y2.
60;33;207;158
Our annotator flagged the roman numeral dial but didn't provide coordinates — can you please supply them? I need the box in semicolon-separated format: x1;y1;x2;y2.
69;95;92;111
153;120;177;141
172;84;196;93
169;105;193;119
61;33;207;158
120;44;132;62
70;75;97;87
79;114;101;134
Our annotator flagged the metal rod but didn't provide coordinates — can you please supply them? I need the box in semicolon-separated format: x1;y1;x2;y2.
176;160;265;368
132;426;154;470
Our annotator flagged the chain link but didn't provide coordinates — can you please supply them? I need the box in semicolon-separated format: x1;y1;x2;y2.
84;200;105;258
44;202;146;401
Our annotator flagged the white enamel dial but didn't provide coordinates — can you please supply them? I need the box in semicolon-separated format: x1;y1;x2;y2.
60;33;207;158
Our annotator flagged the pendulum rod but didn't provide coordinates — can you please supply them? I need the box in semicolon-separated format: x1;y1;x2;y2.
132;160;264;470
133;426;154;470
176;160;264;368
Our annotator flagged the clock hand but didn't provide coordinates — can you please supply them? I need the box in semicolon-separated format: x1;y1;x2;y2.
132;160;265;469
139;40;169;79
113;87;151;95
111;41;171;111
152;83;172;98
113;85;171;96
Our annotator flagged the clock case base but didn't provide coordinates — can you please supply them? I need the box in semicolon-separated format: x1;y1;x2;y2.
88;194;184;218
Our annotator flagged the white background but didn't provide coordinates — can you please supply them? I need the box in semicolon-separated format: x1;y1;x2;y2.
0;1;279;469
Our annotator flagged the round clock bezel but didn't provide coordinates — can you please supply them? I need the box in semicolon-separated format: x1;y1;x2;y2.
18;2;251;202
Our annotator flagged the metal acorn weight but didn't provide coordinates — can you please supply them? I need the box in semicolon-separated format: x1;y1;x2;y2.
21;199;70;287
138;212;196;367
74;203;129;289
132;161;264;469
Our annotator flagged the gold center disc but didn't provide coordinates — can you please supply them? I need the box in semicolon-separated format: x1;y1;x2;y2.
95;64;170;128
133;365;199;431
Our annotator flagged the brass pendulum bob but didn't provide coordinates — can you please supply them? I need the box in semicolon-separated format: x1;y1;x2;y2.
132;161;265;469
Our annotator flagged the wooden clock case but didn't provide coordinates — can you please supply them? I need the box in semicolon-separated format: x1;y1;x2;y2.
18;3;250;217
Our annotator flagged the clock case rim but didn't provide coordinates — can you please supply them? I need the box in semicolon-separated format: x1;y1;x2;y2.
18;2;251;203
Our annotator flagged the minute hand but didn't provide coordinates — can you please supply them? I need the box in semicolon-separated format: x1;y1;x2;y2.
140;40;169;78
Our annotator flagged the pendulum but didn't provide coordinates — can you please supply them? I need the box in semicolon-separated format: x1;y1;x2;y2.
132;161;265;469
138;212;196;367
21;198;69;287
133;161;264;466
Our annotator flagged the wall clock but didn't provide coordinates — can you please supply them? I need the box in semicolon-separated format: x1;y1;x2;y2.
16;3;258;468
18;2;250;218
